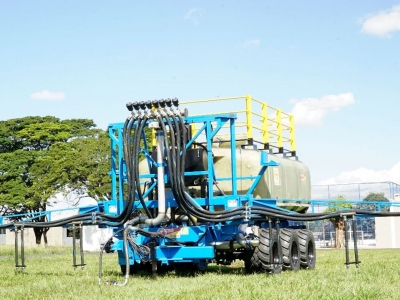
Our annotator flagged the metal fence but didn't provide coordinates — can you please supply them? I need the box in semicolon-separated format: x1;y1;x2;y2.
309;181;400;247
312;181;400;201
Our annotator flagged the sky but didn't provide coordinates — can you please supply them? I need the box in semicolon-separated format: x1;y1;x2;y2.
1;1;400;186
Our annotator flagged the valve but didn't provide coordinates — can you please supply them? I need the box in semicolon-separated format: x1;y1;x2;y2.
126;102;133;112
145;100;153;110
158;99;166;108
139;101;146;110
165;98;172;107
132;102;141;111
125;98;183;117
152;99;160;109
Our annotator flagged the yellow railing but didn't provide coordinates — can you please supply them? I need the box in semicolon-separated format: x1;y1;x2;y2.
181;94;296;155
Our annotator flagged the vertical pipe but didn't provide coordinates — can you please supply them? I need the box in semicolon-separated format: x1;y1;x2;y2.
344;217;350;268
145;128;166;226
230;118;237;196
352;216;360;267
14;227;19;268
206;121;213;204
276;109;283;153
262;102;269;149
289;114;296;154
118;126;124;207
79;226;85;269
72;224;77;269
109;127;117;201
245;94;253;145
21;227;25;268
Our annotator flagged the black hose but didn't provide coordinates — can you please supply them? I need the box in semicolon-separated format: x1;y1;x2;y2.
133;116;152;219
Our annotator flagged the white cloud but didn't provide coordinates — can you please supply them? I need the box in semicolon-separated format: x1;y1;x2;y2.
244;39;261;48
319;162;400;185
30;90;65;100
361;5;400;38
184;8;204;24
290;92;355;127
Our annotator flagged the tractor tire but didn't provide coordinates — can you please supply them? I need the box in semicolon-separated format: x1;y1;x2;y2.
244;228;282;274
296;229;316;269
280;228;300;271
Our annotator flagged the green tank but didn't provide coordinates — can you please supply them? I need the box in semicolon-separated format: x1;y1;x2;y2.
212;147;311;213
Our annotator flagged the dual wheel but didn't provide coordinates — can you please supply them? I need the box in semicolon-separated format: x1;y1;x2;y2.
244;228;315;274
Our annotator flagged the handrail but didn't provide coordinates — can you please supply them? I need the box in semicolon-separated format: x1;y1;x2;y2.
181;94;296;155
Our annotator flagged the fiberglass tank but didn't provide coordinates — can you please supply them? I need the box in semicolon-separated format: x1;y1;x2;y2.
212;147;311;213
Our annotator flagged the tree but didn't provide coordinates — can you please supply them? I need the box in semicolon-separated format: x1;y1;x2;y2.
355;192;391;240
0;116;106;244
324;195;352;249
32;131;111;203
362;192;390;212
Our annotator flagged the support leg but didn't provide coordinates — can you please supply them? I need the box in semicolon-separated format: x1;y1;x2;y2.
14;225;26;270
344;217;350;269
72;224;77;269
352;216;360;268
14;228;19;269
79;226;85;270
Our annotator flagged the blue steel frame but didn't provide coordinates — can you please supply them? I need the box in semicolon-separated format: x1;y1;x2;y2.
106;113;286;267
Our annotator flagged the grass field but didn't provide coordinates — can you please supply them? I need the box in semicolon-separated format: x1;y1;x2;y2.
1;246;400;299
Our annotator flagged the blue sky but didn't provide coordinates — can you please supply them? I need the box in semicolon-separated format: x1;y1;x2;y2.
1;1;400;185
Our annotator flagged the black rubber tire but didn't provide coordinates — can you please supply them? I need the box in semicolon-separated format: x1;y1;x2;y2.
280;228;300;271
244;228;282;274
296;229;316;269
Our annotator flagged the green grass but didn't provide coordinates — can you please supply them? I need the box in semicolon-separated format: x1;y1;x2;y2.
1;247;400;299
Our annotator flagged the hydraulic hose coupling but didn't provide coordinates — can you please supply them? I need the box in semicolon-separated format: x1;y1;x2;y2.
125;98;181;118
125;102;139;119
144;100;155;118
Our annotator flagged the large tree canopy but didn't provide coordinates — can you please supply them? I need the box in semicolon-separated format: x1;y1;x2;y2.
0;116;110;244
32;131;111;203
0;116;97;152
